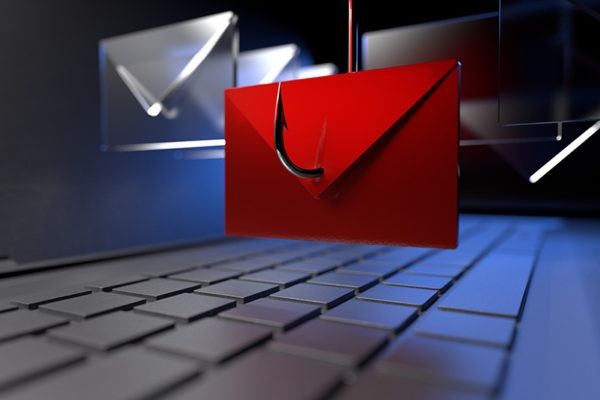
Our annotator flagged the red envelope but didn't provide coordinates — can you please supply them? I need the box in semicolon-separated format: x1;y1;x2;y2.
225;60;460;248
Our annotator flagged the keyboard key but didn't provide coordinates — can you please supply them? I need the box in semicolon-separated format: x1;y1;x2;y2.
141;265;195;278
372;247;433;262
39;292;145;320
0;311;68;343
214;259;274;273
425;249;481;266
459;227;506;250
325;244;360;252
438;252;536;318
269;283;354;312
335;371;488;400
195;280;278;304
355;244;390;254
209;239;289;259
134;294;235;323
329;245;379;255
341;263;398;279
277;259;338;276
166;349;342;400
112;278;202;301
1;347;198;400
0;301;17;314
240;269;310;289
333;244;381;252
308;272;378;293
292;242;339;255
330;247;381;259
320;299;417;332
357;258;413;269
377;335;506;394
84;275;149;292
498;229;545;252
413;310;515;348
365;256;412;266
0;337;84;390
10;288;92;309
169;268;242;286
218;298;320;333
146;318;271;364
305;256;351;267
47;311;173;351
384;273;453;292
270;319;388;367
317;252;364;265
357;285;437;311
246;251;306;265
404;262;465;278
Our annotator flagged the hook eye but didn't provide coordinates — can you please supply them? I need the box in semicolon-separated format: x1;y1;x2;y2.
273;83;324;179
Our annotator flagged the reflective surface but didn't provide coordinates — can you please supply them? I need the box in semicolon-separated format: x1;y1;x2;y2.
100;12;237;151
499;0;600;124
360;12;600;183
177;44;301;161
462;101;597;180
237;44;299;88
297;63;338;79
362;13;558;144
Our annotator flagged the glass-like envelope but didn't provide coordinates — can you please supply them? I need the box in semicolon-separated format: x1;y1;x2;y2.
362;13;559;145
461;100;594;180
179;58;338;161
500;0;600;125
237;44;300;88
179;46;341;161
297;63;339;79
99;12;238;151
360;12;600;182
237;45;337;86
178;44;302;160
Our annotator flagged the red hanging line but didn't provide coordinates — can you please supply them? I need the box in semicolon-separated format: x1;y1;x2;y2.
348;0;354;73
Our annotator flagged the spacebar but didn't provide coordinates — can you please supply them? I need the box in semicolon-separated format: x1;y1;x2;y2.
438;251;536;318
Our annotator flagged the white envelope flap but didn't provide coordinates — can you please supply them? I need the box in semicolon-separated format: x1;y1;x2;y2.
101;11;236;116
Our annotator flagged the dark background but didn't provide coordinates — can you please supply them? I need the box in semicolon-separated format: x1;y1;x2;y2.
0;0;598;264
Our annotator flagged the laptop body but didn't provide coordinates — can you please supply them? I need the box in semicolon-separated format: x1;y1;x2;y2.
0;214;599;399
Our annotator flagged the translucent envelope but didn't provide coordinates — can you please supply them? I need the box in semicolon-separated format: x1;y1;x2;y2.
297;63;338;79
500;0;600;124
237;45;338;86
178;55;337;162
237;44;300;88
362;13;559;145
99;12;238;151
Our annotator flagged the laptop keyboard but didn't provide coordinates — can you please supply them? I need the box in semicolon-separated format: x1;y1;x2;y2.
0;215;552;399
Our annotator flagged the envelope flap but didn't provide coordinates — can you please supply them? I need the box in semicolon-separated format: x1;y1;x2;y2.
226;60;458;198
102;12;235;111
